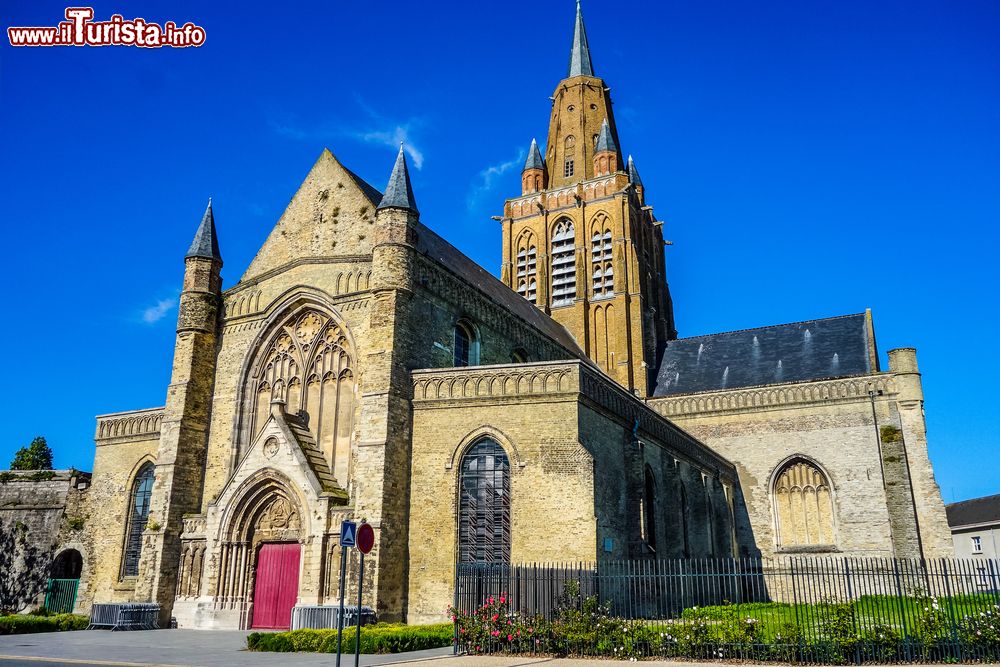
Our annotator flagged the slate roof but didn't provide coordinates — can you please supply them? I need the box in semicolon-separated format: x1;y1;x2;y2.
376;145;418;213
568;0;595;78
652;313;875;396
946;494;1000;528
351;165;589;361
524;138;545;171
186;199;222;261
595;119;617;153
413;224;588;360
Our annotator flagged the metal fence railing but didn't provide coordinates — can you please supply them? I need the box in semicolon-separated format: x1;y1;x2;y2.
44;579;79;614
291;605;377;630
453;557;1000;663
87;603;160;630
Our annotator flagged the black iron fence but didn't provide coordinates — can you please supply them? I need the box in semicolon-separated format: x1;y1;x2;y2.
453;557;1000;663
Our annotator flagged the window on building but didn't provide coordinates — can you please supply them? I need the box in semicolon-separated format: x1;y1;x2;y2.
564;136;576;178
971;536;983;554
121;462;155;578
515;243;537;302
458;439;511;564
591;229;613;298
680;484;690;558
642;466;657;552
773;458;835;549
454;319;480;367
551;219;576;307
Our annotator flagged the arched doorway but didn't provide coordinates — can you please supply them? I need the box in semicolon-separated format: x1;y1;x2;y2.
219;474;303;630
46;549;83;613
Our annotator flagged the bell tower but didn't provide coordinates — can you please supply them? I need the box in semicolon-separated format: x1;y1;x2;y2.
500;1;676;396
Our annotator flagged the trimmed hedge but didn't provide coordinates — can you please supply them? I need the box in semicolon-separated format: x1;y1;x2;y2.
0;614;89;635
246;623;453;654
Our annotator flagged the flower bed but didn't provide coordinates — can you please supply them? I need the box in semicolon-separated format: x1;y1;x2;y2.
450;583;1000;663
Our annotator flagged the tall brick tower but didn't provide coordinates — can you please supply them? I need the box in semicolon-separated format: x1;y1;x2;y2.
500;1;676;396
136;201;221;621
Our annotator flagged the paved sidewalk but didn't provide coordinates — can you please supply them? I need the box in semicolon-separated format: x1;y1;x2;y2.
0;629;452;666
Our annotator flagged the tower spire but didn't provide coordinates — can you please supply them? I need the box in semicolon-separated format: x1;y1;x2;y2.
627;155;643;187
377;144;419;214
186;198;222;262
567;0;595;78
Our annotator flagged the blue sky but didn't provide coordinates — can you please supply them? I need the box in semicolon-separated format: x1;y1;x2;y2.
1;0;997;502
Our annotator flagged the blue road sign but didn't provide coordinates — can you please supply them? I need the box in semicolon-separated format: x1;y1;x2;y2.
340;520;357;547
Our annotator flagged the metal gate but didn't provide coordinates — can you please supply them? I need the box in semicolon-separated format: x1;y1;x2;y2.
44;578;79;614
250;543;301;629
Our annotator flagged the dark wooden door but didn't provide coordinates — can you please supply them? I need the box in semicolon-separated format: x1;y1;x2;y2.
251;542;301;629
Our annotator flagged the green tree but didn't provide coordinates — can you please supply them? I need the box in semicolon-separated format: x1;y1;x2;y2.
10;437;54;471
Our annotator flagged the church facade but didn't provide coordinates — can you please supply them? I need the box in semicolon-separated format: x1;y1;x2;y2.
64;4;951;629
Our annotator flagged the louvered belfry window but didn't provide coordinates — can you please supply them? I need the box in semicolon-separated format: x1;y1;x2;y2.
515;245;537;302
591;229;613;298
458;439;511;564
121;462;155;578
551;220;576;307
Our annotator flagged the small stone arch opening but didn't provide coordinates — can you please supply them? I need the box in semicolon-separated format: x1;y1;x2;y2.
51;549;83;579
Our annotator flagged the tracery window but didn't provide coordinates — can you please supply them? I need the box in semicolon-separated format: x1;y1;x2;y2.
551;219;576;307
121;462;155;578
458;439;511;564
454;319;480;367
591;227;613;298
250;309;355;475
515;238;537;302
773;458;835;549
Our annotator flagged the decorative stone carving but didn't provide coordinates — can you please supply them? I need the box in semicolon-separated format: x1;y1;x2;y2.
257;496;299;532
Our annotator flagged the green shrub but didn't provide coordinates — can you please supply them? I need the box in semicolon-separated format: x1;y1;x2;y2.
0;614;88;635
246;622;453;654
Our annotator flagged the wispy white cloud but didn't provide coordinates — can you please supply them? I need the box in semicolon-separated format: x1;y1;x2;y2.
141;297;177;324
269;97;427;169
466;149;526;211
356;126;424;169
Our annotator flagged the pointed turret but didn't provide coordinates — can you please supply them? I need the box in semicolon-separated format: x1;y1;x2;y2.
377;145;419;214
524;138;545;171
595;119;616;154
522;138;547;194
593;119;619;176
186;199;222;262
627;154;644;202
627;155;643;187
568;0;595;78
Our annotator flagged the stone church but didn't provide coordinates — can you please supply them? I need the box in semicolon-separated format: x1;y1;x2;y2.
53;3;950;628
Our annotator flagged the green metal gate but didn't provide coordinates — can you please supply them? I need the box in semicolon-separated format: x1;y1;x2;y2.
44;578;79;614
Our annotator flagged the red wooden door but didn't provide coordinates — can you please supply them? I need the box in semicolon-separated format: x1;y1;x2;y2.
251;543;301;629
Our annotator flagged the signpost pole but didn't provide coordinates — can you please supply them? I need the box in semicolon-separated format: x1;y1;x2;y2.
354;550;364;667
335;544;347;667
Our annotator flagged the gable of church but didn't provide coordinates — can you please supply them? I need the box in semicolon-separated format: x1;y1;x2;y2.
241;149;382;282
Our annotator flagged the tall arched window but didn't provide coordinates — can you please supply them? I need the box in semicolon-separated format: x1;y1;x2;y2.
591;227;613;298
249;309;356;477
773;458;835;549
121;462;155;578
458;439;511;563
563;136;575;178
454;319;480;367
551;219;576;307
515;236;537;302
642;466;657;552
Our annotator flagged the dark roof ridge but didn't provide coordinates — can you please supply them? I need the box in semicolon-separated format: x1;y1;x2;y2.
673;312;868;341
